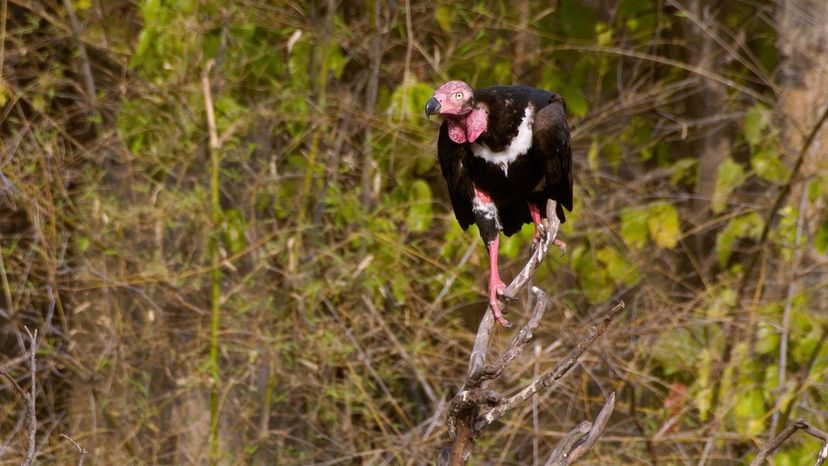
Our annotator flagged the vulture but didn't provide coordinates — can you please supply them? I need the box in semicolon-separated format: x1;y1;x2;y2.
425;81;572;327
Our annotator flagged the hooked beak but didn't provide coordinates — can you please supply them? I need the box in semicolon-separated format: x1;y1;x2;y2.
425;96;441;118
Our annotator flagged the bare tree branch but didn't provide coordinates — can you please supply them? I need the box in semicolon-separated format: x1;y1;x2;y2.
442;199;624;466
750;419;828;466
548;421;591;464
475;302;625;431
466;287;548;388
545;392;616;466
60;433;88;466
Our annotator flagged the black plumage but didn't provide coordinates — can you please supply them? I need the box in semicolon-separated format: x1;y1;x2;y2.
427;82;572;327
437;86;572;238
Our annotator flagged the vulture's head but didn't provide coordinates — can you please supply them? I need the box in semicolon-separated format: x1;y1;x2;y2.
425;80;474;118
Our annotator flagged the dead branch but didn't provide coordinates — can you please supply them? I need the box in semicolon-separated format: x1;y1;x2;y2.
442;199;625;466
60;433;88;466
475;302;625;432
545;392;615;466
750;419;828;466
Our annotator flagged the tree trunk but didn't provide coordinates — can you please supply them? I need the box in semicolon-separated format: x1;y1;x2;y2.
777;0;828;175
678;0;732;268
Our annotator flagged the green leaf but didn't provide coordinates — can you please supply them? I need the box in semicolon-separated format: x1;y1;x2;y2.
222;209;248;254
595;22;613;46
751;146;790;183
755;321;779;356
435;5;454;32
389;77;435;122
587;139;600;172
620;202;681;249
603;141;622;170
77;236;90;254
670;158;698;186
744;103;771;148
814;219;828;255
597;247;639;285
405;180;432;233
712;157;747;214
733;388;766;436
647;202;681;249
715;212;764;267
620;206;649;249
560;83;589;117
571;245;613;303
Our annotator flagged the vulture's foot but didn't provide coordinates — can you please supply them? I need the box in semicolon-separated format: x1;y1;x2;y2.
553;238;567;256
489;279;512;327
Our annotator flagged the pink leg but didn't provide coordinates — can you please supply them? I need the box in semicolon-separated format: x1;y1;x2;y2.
528;202;567;253
528;202;543;243
486;236;510;327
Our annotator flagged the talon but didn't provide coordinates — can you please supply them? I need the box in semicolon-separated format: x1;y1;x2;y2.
490;301;512;328
553;238;567;256
489;280;512;327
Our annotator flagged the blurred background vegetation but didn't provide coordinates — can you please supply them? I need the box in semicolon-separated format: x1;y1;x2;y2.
1;0;827;464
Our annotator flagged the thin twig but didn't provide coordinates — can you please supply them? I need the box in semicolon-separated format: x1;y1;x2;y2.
533;343;541;466
750;419;828;466
60;434;88;466
363;296;437;403
202;58;223;466
771;192;807;434
61;0;98;113
778;326;828;430
737;100;828;299
712;99;828;421
21;327;37;466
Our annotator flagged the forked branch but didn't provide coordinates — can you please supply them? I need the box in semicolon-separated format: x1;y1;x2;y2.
442;199;625;466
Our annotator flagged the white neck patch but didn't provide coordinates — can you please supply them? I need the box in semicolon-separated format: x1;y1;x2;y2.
470;106;534;176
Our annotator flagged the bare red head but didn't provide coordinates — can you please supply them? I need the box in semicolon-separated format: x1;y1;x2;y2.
425;80;474;117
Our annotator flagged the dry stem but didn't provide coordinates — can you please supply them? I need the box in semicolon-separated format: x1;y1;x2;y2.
1;327;39;466
750;419;828;466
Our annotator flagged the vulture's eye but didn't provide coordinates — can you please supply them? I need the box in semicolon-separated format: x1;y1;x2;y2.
454;92;463;99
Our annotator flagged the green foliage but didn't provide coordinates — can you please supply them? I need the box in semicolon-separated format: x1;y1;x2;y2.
572;244;639;303
405;180;433;233
620;202;681;250
716;212;764;267
712;157;748;214
744;104;789;183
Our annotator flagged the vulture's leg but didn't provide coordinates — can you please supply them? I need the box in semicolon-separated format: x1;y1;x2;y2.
474;188;510;327
486;236;510;327
528;202;567;253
